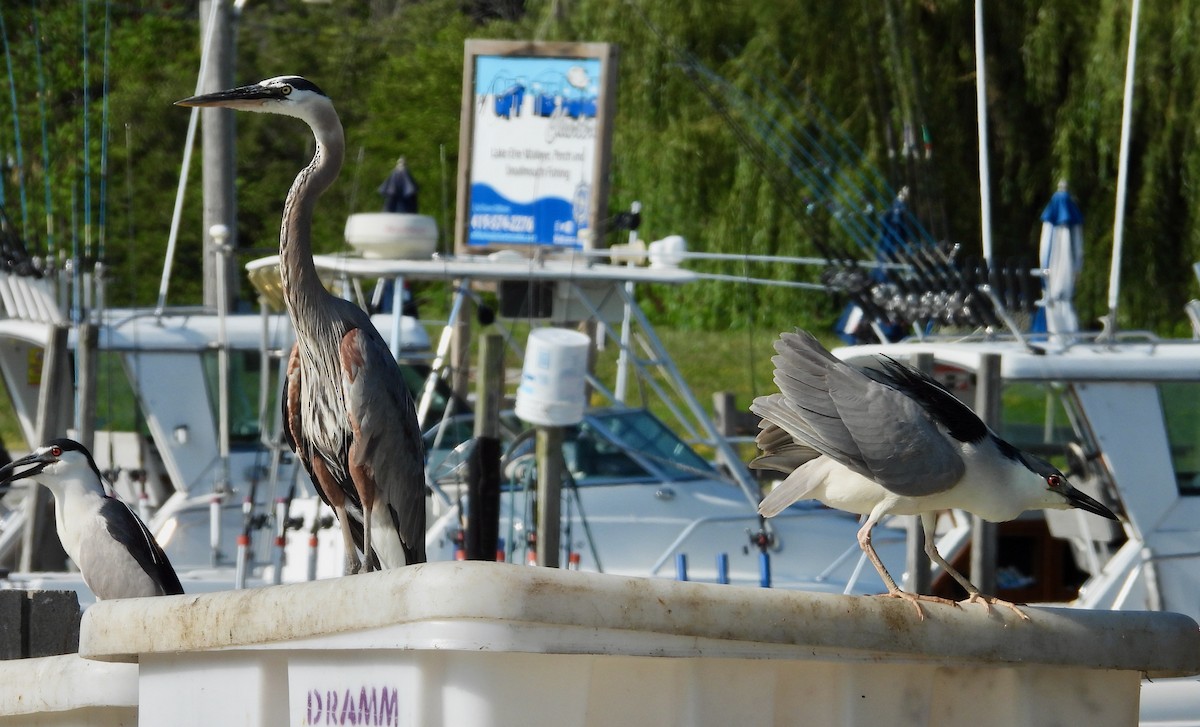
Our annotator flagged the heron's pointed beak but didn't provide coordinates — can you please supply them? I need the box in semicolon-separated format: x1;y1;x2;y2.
1062;483;1118;520
176;83;283;110
0;451;52;488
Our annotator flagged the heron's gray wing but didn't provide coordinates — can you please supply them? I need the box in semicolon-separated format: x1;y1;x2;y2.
340;326;427;565
770;331;963;496
78;498;183;598
749;394;822;473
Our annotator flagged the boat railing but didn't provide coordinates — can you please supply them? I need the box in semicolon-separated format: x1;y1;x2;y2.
0;271;63;324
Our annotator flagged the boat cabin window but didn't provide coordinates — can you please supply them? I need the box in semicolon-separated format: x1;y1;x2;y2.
1158;382;1200;496
998;382;1078;468
202;350;278;445
93;352;145;433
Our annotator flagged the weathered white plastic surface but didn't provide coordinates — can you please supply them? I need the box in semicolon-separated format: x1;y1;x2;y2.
79;561;1200;727
0;653;136;726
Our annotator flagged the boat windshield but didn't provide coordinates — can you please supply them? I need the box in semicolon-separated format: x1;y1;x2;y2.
580;409;716;482
491;409;717;486
1158;382;1200;496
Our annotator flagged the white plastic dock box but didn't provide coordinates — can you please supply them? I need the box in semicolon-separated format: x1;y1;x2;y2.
79;561;1200;726
0;653;136;726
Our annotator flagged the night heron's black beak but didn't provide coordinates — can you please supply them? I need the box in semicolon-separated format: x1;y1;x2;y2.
176;83;285;110
1062;482;1118;520
0;451;53;487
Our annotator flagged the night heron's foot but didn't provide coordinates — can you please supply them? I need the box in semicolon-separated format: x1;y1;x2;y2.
875;590;960;621
345;557;363;576
962;592;1031;621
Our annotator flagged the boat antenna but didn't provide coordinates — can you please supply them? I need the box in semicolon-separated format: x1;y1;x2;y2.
973;0;994;267
1102;0;1141;341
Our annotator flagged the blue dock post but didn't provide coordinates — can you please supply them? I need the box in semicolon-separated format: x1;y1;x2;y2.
716;553;730;584
675;553;688;582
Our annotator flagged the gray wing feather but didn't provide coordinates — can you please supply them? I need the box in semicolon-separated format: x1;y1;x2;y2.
77;499;183;599
749;394;821;473
764;331;963;496
343;326;427;564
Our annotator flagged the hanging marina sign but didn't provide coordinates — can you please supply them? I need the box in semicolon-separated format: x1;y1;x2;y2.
456;40;617;254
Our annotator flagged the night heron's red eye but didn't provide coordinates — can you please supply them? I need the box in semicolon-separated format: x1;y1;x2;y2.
50;446;62;457
1047;474;1062;488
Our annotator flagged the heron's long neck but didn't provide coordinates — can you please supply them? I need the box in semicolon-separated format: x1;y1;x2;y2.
279;106;344;335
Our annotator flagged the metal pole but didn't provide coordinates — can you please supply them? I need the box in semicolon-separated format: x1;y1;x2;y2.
535;426;564;568
21;325;70;571
971;353;1001;595
904;352;934;594
417;285;467;427
199;0;237;310
617;284;761;509
75;322;98;450
466;333;503;561
388;275;404;360
212;225;233;574
974;0;994;266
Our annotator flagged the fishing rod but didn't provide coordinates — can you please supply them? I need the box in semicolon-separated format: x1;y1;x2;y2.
690;69;899;334
30;1;55;261
752;68;956;295
0;5;28;236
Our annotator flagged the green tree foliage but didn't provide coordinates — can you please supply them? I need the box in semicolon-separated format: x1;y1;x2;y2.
0;1;1196;334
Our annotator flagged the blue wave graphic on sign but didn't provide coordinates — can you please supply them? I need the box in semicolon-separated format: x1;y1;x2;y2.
468;184;585;247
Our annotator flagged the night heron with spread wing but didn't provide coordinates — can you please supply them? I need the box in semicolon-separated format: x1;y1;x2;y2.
751;330;1117;618
0;439;183;599
177;76;426;573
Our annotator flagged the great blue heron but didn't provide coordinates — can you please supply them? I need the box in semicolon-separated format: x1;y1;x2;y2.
177;76;426;573
751;330;1117;618
0;438;184;599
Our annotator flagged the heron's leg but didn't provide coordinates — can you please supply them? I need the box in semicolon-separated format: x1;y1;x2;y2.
921;512;1029;621
361;503;374;573
334;504;362;575
312;457;361;575
859;507;958;620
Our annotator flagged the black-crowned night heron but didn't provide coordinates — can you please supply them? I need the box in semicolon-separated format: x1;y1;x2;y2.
751;330;1117;618
0;438;183;599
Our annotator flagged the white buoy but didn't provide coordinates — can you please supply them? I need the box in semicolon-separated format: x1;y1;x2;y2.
343;213;437;259
516;328;590;427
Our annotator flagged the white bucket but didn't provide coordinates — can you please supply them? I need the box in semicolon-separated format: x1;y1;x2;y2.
515;328;590;427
